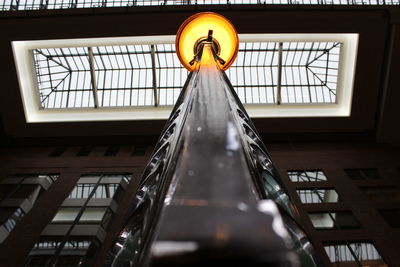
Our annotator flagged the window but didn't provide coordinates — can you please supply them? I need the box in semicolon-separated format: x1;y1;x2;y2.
24;173;131;266
296;188;339;203
379;209;400;228
309;211;360;229
68;174;131;202
359;186;400;201
287;170;328;182
0;174;58;242
324;242;387;266
344;168;381;180
52;207;112;228
48;147;66;157
76;146;92;157
0;208;25;233
24;236;99;267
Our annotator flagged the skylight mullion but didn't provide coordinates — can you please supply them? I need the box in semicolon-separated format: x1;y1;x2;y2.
292;42;300;103
132;45;141;106
88;47;99;108
150;44;158;107
276;42;283;104
143;66;148;106
242;43;247;103
163;44;171;105
249;43;255;103
255;44;261;104
269;43;277;103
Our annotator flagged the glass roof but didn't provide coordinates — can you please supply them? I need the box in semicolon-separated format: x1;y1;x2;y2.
12;34;358;122
33;41;341;109
1;0;398;11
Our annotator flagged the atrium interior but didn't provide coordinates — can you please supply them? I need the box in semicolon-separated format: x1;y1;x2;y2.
0;1;399;267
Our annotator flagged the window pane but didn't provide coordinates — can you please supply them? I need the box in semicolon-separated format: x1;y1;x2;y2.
2;208;25;232
92;184;120;199
26;236;98;267
79;207;107;223
0;208;16;224
324;242;387;266
287;170;328;182
52;208;80;223
296;188;339;203
309;211;360;229
68;184;96;199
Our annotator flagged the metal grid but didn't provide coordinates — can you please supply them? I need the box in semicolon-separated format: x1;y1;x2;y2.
1;0;399;11
33;41;341;109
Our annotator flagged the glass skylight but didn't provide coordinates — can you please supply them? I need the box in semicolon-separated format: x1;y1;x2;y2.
1;0;398;11
33;41;340;109
12;34;358;122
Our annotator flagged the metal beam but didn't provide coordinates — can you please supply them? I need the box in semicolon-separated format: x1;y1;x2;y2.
88;47;99;108
150;44;159;107
277;42;283;105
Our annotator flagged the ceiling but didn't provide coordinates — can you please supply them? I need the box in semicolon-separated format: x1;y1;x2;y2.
0;5;399;145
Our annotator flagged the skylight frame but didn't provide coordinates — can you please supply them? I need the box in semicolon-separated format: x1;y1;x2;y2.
12;33;358;123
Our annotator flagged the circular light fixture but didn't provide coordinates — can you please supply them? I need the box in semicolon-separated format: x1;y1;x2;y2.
176;12;239;71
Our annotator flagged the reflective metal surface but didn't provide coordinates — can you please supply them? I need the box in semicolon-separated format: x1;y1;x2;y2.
106;44;324;267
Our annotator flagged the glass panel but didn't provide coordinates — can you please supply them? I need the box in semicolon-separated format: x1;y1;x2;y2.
1;208;25;232
25;236;98;267
32;41;342;109
68;184;96;199
324;242;387;266
0;208;16;224
79;207;107;223
51;208;80;223
287;170;328;182
296;188;339;203
92;184;121;199
309;211;360;229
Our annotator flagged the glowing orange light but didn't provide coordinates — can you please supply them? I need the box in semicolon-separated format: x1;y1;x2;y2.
176;12;239;71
